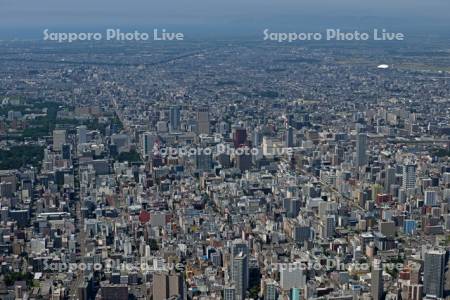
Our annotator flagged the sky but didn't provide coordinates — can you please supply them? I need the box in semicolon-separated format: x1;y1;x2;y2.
0;0;449;38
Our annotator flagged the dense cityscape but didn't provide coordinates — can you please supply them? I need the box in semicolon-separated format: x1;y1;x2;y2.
0;38;449;300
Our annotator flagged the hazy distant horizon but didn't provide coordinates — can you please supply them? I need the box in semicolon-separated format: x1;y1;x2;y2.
1;0;449;39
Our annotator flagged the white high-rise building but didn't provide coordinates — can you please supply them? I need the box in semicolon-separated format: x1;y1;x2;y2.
53;129;66;152
280;267;306;291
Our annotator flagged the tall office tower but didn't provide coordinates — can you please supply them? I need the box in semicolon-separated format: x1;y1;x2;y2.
252;127;262;147
371;258;383;300
231;240;249;300
77;125;87;144
231;240;249;261
402;164;416;190
196;107;210;134
424;190;438;206
288;198;301;218
169;105;181;131
321;215;336;239
286;114;294;127
264;280;278;300
219;121;230;135
290;288;301;300
283;197;300;216
196;151;213;172
152;272;185;300
423;249;446;298
384;166;396;193
232;252;248;300
236;153;252;172
100;283;128;300
233;126;247;148
223;286;236;300
280;267;306;291
285;126;294;148
355;133;367;167
141;132;157;159
334;144;344;164
293;225;312;244
404;284;423;300
0;182;13;198
53;129;67;152
61;144;71;160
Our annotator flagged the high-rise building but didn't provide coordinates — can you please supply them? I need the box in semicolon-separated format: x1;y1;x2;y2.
53;129;66;152
402;164;416;190
287;198;301;218
252;128;262;147
356;133;367;167
371;258;383;300
231;240;249;261
285;127;294;148
100;283;128;300
321;215;335;239
62;143;71;160
169;106;181;131
423;249;446;298
290;288;301;300
284;197;298;215
152;272;185;300
196;151;213;172
335;144;344;164
232;252;248;300
293;225;312;244
219;121;230;135
197;107;210;134
233;126;247;148
264;280;278;300
236;151;252;172
231;240;249;300
403;219;417;235
141;132;157;159
404;284;423;300
77;125;87;144
224;286;236;300
424;190;438;206
0;182;13;198
280;267;306;291
384;167;396;193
